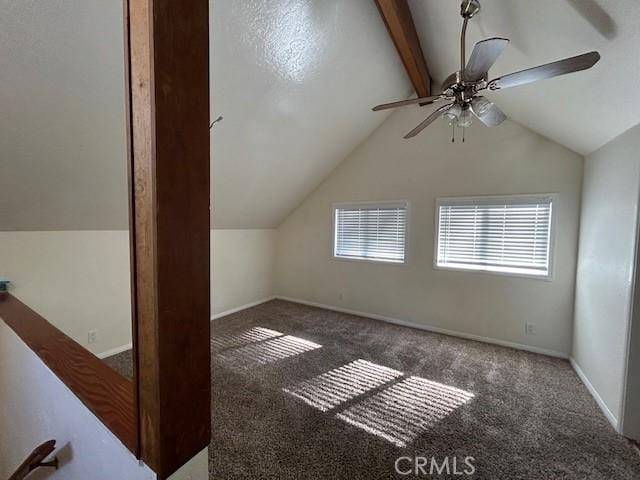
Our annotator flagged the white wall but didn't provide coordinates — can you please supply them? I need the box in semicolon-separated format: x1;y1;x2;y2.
211;229;276;317
0;321;155;480
0;229;276;355
167;448;208;480
0;231;132;356
276;107;583;357
573;124;640;431
0;321;209;480
625;246;640;440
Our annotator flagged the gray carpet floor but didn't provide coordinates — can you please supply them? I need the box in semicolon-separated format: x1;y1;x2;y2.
105;299;640;479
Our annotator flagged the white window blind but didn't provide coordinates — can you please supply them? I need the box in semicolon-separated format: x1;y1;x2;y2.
436;196;553;277
334;203;407;263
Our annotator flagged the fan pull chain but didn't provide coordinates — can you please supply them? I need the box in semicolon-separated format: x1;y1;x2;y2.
462;128;465;143
451;124;455;143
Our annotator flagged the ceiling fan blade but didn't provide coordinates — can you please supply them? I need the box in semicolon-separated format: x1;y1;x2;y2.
470;97;507;127
404;104;453;139
463;37;509;82
488;51;600;90
373;95;445;112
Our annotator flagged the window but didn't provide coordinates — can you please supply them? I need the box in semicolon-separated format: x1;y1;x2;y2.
435;195;554;278
333;202;408;264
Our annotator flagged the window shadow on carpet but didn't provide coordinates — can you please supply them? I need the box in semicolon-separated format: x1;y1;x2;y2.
211;326;284;351
282;359;403;412
284;360;475;448
336;376;475;447
211;325;475;449
214;327;322;368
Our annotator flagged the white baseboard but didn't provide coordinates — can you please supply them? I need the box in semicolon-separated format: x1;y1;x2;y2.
276;296;569;359
570;357;619;431
98;297;278;358
212;296;276;320
97;298;276;358
97;343;132;360
99;297;620;433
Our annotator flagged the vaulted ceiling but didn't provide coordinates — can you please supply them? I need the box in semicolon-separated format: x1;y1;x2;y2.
0;0;409;230
210;0;409;227
409;0;640;156
1;1;639;231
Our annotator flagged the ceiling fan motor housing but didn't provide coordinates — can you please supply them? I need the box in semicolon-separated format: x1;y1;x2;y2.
446;0;485;105
461;0;481;19
442;72;483;105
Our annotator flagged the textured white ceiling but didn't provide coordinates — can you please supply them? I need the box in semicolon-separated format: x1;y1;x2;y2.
210;0;410;227
0;0;409;230
0;1;129;231
3;1;638;231
409;0;640;155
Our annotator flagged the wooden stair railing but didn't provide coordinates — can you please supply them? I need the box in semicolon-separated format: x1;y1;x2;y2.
8;440;58;480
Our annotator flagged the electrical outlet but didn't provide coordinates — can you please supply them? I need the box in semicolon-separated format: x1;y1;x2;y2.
338;293;344;301
525;323;536;336
88;330;98;344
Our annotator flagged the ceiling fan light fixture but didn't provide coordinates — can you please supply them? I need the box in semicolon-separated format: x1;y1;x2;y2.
444;104;462;125
470;96;491;116
457;106;473;128
371;0;600;141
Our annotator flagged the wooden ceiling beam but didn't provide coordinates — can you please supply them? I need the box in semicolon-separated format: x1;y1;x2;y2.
374;0;432;98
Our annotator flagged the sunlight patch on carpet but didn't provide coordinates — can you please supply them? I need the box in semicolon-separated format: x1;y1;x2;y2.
336;376;475;447
211;326;283;351
217;335;321;367
283;359;403;411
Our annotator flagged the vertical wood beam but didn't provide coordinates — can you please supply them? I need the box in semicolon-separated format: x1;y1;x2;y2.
125;0;211;478
375;0;431;97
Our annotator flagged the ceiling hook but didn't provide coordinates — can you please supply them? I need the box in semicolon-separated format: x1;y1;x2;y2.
209;115;223;130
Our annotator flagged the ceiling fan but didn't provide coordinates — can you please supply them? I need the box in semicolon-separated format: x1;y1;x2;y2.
373;0;601;140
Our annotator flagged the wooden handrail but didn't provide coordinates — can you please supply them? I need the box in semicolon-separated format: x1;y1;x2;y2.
0;294;137;453
8;440;58;480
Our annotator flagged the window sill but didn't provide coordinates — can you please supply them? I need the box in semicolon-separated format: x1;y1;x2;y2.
433;263;553;281
332;255;407;266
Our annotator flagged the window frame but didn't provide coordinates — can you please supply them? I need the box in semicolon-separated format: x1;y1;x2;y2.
331;201;410;265
433;194;558;280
